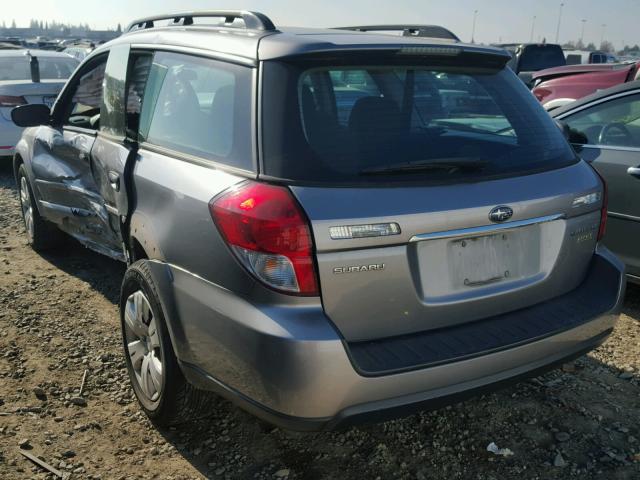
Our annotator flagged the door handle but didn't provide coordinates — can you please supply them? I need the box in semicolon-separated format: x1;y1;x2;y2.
108;171;120;192
628;166;640;178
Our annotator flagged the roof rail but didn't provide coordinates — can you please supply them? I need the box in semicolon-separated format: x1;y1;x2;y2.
334;25;460;42
125;10;276;33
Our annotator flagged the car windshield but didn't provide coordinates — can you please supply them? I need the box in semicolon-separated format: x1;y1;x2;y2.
261;61;576;184
519;45;566;72
0;56;78;81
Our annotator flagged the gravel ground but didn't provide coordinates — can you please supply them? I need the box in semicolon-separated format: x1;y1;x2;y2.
0;161;638;480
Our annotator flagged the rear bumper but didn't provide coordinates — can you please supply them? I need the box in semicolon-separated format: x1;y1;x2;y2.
148;245;625;431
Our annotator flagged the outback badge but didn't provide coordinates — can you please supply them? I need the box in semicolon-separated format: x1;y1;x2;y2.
489;206;513;223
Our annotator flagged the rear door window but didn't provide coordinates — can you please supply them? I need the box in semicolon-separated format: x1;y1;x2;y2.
138;52;253;171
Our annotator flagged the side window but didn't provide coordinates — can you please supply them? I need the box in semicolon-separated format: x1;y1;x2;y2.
63;58;107;130
138;52;253;170
564;94;640;147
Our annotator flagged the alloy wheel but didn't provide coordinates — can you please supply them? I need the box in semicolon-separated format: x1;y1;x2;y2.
124;290;164;402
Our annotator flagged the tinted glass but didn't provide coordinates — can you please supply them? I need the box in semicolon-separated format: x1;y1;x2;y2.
0;56;78;80
139;52;253;170
262;62;576;184
519;45;566;71
101;44;129;138
126;54;152;138
564;93;640;147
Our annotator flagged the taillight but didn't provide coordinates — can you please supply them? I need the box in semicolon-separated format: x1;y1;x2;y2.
0;95;27;107
597;173;608;241
209;181;319;296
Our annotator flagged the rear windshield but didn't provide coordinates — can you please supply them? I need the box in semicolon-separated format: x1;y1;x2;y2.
519;45;566;72
261;60;576;184
0;56;78;81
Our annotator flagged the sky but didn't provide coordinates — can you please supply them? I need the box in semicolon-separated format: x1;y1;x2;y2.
2;0;640;48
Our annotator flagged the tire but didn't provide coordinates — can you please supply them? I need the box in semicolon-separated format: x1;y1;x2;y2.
120;260;215;426
16;164;64;251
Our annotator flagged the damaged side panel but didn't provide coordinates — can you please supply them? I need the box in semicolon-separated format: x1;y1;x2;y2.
31;125;124;260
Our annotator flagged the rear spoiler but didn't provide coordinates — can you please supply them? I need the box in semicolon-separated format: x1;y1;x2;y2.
261;43;511;68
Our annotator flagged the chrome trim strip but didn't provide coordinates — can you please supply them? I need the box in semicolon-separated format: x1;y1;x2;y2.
131;43;256;66
609;211;640;222
409;213;565;242
554;89;640;120
575;144;640;153
105;204;119;215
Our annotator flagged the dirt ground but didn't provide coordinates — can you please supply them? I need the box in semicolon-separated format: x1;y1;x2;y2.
0;161;638;480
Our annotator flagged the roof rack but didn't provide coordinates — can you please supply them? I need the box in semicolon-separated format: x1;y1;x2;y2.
334;25;460;42
125;10;276;33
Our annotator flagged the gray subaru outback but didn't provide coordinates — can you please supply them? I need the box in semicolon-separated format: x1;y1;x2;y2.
11;11;625;430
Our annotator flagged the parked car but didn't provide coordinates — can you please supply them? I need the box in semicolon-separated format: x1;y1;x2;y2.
63;43;95;62
553;80;640;283
564;49;610;65
494;42;566;86
12;10;624;430
0;49;78;157
532;61;640;110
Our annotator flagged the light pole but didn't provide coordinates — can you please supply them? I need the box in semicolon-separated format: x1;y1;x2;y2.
530;15;537;42
555;2;564;43
600;23;606;46
580;19;587;45
471;9;478;43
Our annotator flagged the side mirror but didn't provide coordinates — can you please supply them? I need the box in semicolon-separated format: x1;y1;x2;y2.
554;119;571;141
11;104;51;127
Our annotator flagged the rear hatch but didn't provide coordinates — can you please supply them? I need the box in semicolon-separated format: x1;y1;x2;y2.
260;49;604;342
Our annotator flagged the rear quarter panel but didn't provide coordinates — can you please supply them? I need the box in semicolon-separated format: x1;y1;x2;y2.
130;148;256;295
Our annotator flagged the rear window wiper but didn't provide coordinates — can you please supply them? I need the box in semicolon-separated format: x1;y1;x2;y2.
360;158;488;176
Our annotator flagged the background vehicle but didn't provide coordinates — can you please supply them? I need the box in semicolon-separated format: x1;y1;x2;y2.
564;49;610;65
495;42;566;86
63;43;95;61
553;80;640;283
0;49;78;157
532;61;640;110
12;11;624;430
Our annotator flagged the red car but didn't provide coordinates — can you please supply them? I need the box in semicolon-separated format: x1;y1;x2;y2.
531;61;640;110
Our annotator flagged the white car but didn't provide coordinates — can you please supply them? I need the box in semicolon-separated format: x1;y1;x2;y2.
0;49;78;156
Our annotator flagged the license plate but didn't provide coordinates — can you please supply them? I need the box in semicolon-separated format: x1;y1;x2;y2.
449;233;517;287
42;96;56;108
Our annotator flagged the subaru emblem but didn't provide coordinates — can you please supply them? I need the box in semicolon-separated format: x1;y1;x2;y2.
489;206;513;223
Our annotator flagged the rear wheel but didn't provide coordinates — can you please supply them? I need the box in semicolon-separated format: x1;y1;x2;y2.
17;164;63;251
120;260;215;426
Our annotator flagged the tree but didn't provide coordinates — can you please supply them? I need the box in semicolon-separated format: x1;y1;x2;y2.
116;23;122;33
600;40;615;53
586;42;596;51
11;20;16;29
575;39;585;50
